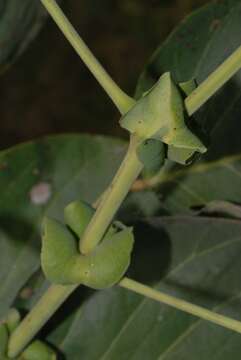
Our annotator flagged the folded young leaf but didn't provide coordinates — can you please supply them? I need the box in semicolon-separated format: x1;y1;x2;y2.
21;340;56;360
120;72;206;164
41;201;134;289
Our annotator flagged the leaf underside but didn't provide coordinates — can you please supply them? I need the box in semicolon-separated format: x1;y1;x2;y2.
0;0;49;70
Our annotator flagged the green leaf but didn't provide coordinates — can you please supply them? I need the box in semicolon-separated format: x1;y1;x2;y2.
179;79;197;96
0;0;49;71
137;139;165;175
121;72;206;165
136;0;241;161
64;200;94;238
145;153;241;213
5;308;21;333
134;0;241;213
0;134;126;319
47;215;241;359
21;340;56;360
41;215;134;289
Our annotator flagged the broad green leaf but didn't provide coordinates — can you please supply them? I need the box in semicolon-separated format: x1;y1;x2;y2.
0;0;48;70
145;153;241;213
46;215;241;359
136;0;241;161
134;0;241;213
0;134;127;319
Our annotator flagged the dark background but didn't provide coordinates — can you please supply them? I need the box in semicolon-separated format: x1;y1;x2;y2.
1;0;209;149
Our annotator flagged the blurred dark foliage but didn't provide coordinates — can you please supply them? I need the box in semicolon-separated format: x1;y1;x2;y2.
0;0;208;149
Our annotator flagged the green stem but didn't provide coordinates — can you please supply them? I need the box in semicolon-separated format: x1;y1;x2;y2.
185;45;241;115
119;277;241;334
40;0;135;115
9;275;241;358
40;0;241;118
8;284;77;358
79;134;143;254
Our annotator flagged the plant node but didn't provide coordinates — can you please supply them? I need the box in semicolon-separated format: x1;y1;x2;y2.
120;72;207;165
41;200;134;289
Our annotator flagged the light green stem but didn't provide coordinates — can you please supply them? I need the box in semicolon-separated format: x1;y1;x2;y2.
119;277;241;334
185;45;241;115
8;284;77;358
40;0;241;118
40;0;134;115
9;275;241;358
80;134;143;254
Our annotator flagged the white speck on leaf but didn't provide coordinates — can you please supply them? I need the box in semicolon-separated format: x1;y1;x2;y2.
30;182;52;205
